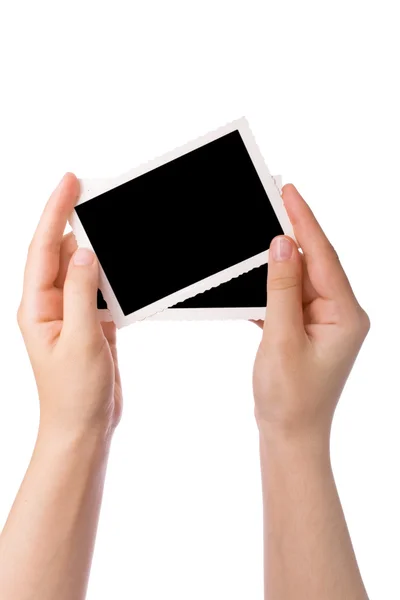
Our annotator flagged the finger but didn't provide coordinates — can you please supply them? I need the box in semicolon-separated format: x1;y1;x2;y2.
250;319;264;329
102;321;121;398
62;248;102;339
282;184;356;303
54;232;78;288
101;321;117;346
263;235;304;342
301;252;318;305
24;173;80;296
250;254;315;330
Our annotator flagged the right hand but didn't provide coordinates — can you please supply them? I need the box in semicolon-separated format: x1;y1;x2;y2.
252;184;370;442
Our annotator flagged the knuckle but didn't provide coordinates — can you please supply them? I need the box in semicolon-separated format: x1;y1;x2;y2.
268;275;299;292
357;307;371;335
343;305;370;338
17;304;26;331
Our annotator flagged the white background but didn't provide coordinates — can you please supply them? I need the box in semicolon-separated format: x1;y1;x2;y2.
0;1;399;598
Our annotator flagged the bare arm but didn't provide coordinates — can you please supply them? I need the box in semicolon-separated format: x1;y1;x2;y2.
259;429;367;599
0;174;122;600
0;429;110;600
253;184;369;599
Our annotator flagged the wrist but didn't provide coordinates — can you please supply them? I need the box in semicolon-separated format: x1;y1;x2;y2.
255;401;332;448
257;417;332;469
36;421;113;464
38;408;116;444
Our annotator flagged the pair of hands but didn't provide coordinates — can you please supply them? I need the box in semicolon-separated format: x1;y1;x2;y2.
18;173;369;441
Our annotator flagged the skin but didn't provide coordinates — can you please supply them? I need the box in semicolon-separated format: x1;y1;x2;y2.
0;175;369;599
253;184;370;599
0;173;122;600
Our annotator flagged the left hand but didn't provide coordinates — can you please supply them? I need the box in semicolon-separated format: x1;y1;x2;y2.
17;173;123;440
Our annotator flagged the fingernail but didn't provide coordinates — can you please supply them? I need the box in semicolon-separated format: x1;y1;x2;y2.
73;248;95;266
271;236;293;261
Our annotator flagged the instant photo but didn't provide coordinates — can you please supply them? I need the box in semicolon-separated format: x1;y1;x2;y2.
71;118;294;327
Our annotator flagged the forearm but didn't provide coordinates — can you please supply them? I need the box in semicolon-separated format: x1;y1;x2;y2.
259;425;368;600
0;425;112;600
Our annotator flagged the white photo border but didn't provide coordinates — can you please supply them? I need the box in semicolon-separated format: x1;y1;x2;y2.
69;118;294;328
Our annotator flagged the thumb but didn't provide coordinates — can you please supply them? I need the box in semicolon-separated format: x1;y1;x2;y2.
62;247;102;338
263;236;304;340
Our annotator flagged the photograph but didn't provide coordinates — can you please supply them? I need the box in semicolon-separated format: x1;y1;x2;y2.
0;1;398;599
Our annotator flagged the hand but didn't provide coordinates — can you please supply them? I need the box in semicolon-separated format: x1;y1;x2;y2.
17;173;122;439
253;184;369;442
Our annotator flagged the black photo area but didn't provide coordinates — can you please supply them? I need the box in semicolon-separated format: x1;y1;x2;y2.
97;289;107;309
76;130;283;317
96;264;269;310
